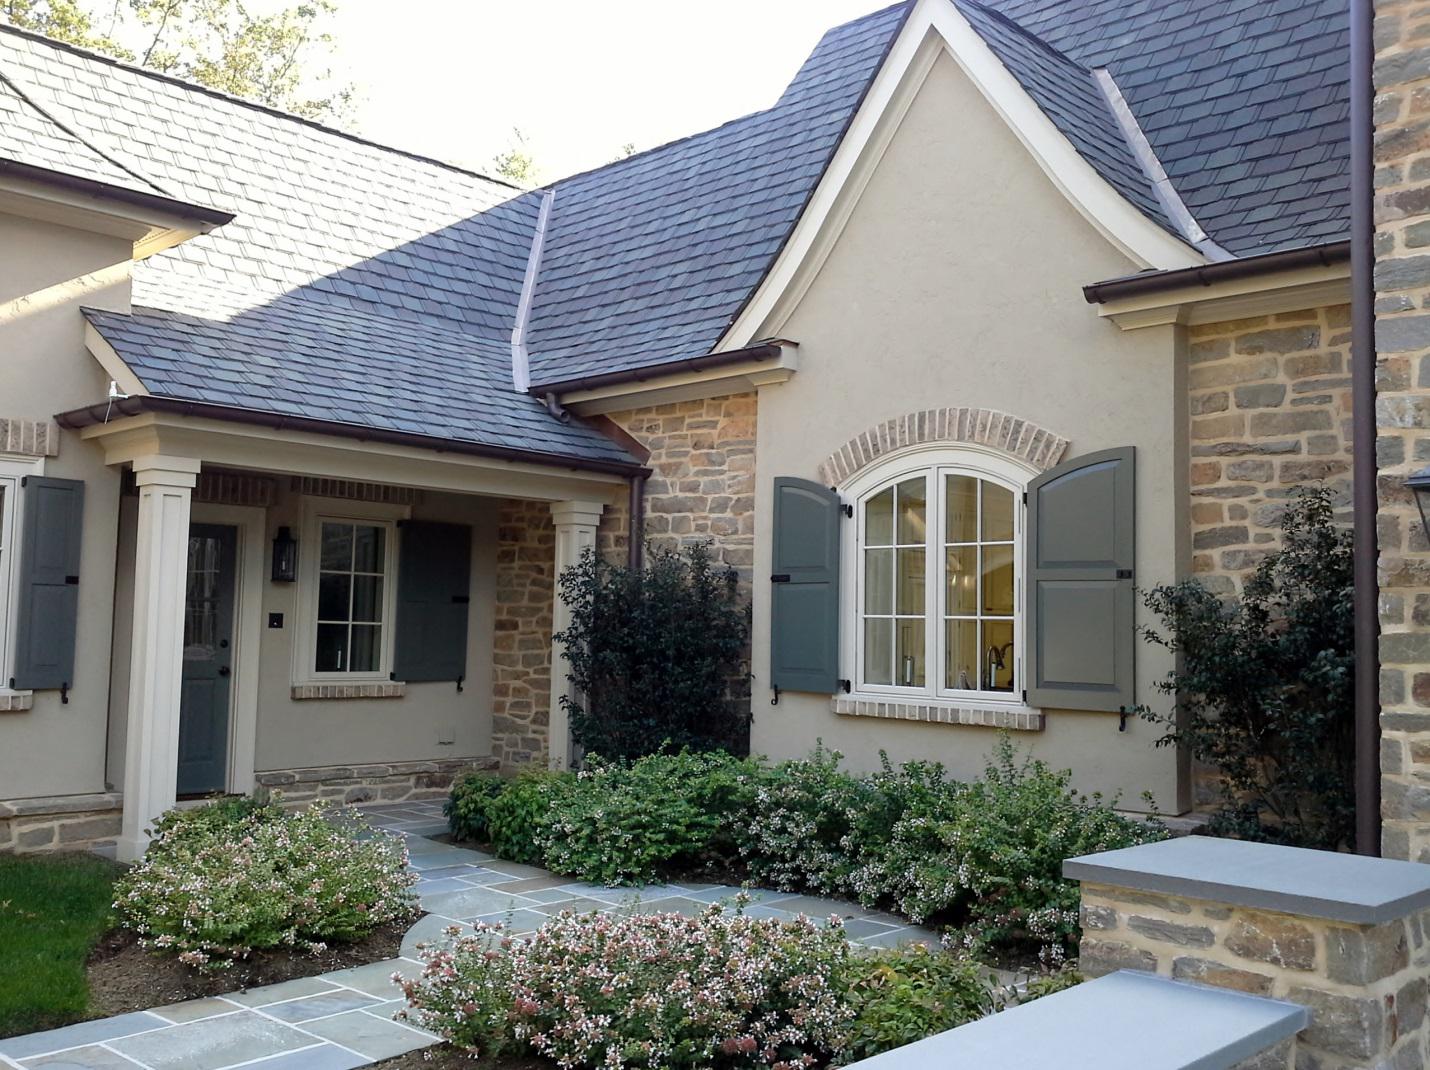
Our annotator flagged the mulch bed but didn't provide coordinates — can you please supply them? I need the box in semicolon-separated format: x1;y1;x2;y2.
84;916;410;1020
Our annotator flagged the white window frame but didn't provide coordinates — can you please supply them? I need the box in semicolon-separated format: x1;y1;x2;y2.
840;443;1037;710
0;454;44;696
293;498;406;685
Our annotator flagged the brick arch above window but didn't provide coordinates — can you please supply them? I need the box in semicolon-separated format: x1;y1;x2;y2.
818;408;1070;486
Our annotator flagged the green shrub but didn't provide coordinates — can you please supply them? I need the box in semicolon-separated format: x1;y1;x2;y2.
483;771;564;865
541;750;759;884
1137;484;1354;849
113;799;417;970
444;772;505;842
835;945;997;1065
556;543;750;760
400;902;853;1069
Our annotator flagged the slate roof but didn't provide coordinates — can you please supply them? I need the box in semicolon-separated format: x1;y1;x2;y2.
0;0;1350;460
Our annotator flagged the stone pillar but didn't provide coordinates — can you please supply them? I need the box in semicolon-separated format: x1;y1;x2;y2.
547;500;604;770
117;456;199;861
1068;837;1430;1070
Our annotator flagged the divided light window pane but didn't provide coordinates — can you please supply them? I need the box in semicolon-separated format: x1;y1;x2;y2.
315;520;387;674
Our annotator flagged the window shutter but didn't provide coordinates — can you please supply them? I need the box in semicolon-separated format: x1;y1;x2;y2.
392;521;472;682
1025;447;1135;712
10;476;85;692
770;477;842;694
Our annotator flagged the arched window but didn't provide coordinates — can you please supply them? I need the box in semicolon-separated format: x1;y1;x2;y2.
847;448;1030;703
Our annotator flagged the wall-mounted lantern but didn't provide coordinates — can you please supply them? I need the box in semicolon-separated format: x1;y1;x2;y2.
271;526;298;583
1408;468;1430;541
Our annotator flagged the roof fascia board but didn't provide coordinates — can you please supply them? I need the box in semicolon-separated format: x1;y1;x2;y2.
84;321;149;396
717;0;1203;352
1097;263;1351;330
560;346;800;415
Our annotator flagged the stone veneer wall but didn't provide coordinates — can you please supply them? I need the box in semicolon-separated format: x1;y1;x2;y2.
1375;0;1430;862
1080;882;1428;1069
1187;306;1354;596
255;757;496;806
490;499;555;769
0;793;122;854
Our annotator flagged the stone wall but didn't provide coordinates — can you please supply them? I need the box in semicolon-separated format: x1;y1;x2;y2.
1081;883;1427;1069
255;757;496;806
0;792;122;854
1374;0;1430;862
1188;306;1353;595
490;498;555;769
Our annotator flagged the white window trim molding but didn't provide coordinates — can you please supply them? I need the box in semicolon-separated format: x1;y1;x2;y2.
0;453;45;707
839;442;1041;716
292;497;408;687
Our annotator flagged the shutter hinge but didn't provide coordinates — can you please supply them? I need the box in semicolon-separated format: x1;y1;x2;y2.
841;502;853;518
838;679;851;693
1021;491;1028;505
1021;689;1028;704
771;685;780;706
60;682;69;705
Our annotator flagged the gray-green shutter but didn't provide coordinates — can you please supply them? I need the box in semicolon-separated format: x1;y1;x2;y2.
392;521;472;683
10;476;85;692
770;477;842;694
1025;447;1135;712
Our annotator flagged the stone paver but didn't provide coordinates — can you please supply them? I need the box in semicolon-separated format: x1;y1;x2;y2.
3;799;939;1069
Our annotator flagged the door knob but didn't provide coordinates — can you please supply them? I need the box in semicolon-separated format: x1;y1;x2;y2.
218;666;231;677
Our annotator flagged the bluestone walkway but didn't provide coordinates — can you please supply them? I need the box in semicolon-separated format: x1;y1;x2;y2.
0;800;937;1070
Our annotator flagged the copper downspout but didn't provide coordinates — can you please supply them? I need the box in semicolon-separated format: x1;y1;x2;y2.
628;473;646;572
1350;0;1381;856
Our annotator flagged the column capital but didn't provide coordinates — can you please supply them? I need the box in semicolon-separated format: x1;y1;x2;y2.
550;499;605;528
131;454;200;489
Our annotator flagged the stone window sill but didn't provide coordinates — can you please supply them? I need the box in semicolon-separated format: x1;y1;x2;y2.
832;695;1044;731
291;682;406;701
0;691;34;713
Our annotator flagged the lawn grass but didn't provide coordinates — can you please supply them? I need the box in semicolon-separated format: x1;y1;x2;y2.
0;852;120;1038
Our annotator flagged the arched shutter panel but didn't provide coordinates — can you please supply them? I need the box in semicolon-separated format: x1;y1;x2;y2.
10;476;85;691
770;477;842;694
1025;448;1135;712
392;520;472;682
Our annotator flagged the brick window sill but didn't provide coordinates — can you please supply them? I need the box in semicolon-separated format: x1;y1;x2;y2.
832;695;1044;731
291;682;406;701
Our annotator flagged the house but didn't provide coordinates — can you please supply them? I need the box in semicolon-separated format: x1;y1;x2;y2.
0;0;1354;859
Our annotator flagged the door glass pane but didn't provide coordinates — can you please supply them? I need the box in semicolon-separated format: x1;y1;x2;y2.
896;477;926;544
896;548;925;615
982;483;1014;541
946;475;978;543
184;535;221;656
946;547;976;614
349;625;381;672
895;619;925;687
318;573;351;621
352;576;383;623
865;487;894;546
864;619;893;685
864;549;892;613
353;525;385;573
981;545;1015;615
984;619;1015;692
320;523;352;569
315;623;347;672
945;618;979;691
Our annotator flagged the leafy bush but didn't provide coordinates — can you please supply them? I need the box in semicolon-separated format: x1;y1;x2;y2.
113;798;417;970
482;772;563;865
556;543;750;760
542;750;759;884
1137;484;1354;849
399;903;853;1069
444;772;505;842
836;945;996;1064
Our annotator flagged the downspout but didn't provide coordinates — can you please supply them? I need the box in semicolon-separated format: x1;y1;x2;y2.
1350;0;1381;856
627;473;646;571
511;188;554;393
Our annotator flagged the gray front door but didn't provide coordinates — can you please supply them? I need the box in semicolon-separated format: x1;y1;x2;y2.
177;523;237;796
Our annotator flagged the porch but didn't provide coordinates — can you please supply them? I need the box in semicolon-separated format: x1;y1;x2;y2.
69;405;633;860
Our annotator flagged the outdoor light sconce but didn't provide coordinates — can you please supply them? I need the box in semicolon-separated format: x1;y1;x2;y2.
271;526;298;583
1409;468;1430;541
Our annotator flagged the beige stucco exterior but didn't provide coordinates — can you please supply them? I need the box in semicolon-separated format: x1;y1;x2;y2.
747;52;1190;811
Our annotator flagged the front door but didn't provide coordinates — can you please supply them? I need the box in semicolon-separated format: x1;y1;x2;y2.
177;523;237;796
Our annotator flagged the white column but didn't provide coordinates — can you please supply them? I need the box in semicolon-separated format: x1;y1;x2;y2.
117;455;200;861
548;500;604;770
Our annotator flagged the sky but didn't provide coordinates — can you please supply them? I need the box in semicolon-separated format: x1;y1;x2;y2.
328;0;884;181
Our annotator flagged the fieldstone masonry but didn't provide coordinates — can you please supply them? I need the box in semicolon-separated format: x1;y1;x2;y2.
1187;308;1355;596
1375;0;1430;862
0;792;122;854
255;757;496;807
491;498;555;769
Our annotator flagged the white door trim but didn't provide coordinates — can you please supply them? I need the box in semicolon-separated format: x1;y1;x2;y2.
190;501;264;796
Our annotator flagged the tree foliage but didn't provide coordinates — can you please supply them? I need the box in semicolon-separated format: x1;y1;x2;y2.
555;542;750;761
2;0;351;120
490;126;538;186
1137;484;1354;849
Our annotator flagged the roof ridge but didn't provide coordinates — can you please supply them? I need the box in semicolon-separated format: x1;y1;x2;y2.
953;0;1083;70
0;18;523;194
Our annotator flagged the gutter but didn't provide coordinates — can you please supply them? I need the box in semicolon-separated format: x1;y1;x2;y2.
0;158;234;228
1082;241;1351;305
529;342;785;397
1349;0;1381;856
54;395;651;478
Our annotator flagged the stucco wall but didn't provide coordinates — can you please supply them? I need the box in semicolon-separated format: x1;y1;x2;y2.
0;212;131;800
748;51;1189;811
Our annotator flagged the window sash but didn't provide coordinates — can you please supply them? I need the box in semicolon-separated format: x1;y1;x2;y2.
0;476;13;686
305;515;395;680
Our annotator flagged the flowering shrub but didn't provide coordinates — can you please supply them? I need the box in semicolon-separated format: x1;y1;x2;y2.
399;902;853;1069
114;798;417;970
542;750;758;884
482;771;564;865
444;772;506;843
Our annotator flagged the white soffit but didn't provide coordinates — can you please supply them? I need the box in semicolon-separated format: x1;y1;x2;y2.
1095;263;1351;330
